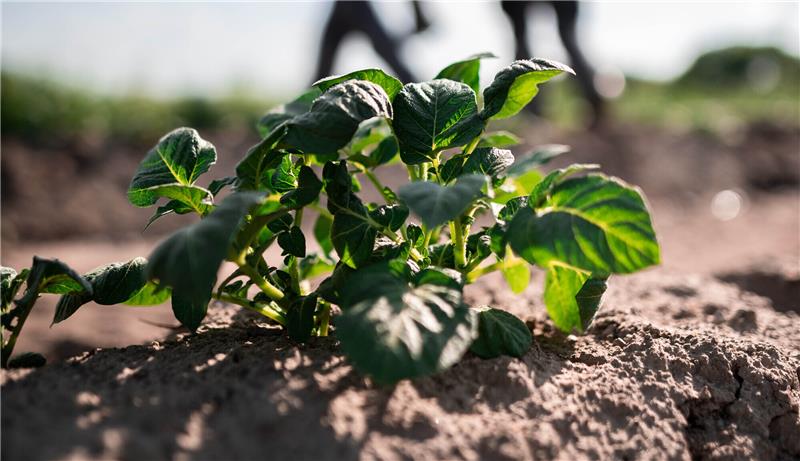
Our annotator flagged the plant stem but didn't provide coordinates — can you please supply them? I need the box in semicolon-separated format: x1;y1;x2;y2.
466;260;504;282
234;207;290;263
288;208;304;294
463;135;481;157
1;300;35;368
309;203;333;220
317;300;331;337
359;166;394;204
407;165;419;181
212;292;286;325
236;262;285;302
451;217;468;270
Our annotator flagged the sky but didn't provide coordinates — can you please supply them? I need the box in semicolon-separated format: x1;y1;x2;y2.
1;1;798;98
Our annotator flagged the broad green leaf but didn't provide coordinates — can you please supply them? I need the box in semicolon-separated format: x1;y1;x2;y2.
337;269;478;384
278;226;306;258
331;207;377;269
128;128;217;207
509;174;660;274
462;147;514;178
543;265;607;332
24;257;91;297
528;163;598;207
53;257;150;325
434;52;497;94
299;254;335;279
284;81;392;157
369;204;409;231
208;176;237;196
124;281;171;306
144;199;207;231
478;130;521;148
271;155;298;193
280;166;323;209
506;144;570;177
141;184;213;214
235;125;289;191
393;80;485;164
286;295;318;342
257;88;321;138
501;257;530;294
313;213;334;256
413;267;463;290
147;192;263;331
314;69;403;100
369;136;399;166
349;117;392;154
482;59;575;120
398;174;486;228
469;307;532;358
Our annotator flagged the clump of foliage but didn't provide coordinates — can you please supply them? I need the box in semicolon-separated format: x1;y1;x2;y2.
1;55;660;382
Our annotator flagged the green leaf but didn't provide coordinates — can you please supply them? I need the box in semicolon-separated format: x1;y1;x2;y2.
280;166;323;209
337;269;477;384
501;258;530;294
369;204;409;231
506;144;570;177
124;282;171;306
144;199;204;231
434;52;497;94
286;295;318;342
482;59;575;120
413;267;463;290
53;257;149;324
141;184;213;214
478;130;521;148
528;163;598;208
393;80;485;164
313;213;334;256
497;196;528;223
314;68;403;100
271;155;298;193
208;176;237;196
147;192;264;331
331;207;377;269
398;174;486;228
462;147;514;178
24;257;92;297
349;117;392;155
543;265;606;332
278;226;306;258
370;136;399;166
128;127;217;207
235;125;289;191
509;174;660;275
284;81;392;157
299;254;335;279
469;307;532;359
257;88;321;138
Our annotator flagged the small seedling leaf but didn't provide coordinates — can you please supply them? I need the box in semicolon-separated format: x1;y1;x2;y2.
398;174;486;228
469;307;532;358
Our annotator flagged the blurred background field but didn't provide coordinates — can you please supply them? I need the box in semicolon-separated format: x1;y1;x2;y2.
1;1;798;360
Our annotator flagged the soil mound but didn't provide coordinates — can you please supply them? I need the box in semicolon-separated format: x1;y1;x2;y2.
2;272;798;461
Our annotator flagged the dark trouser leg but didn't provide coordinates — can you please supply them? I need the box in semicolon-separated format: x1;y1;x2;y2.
359;3;416;82
313;3;350;82
554;1;604;124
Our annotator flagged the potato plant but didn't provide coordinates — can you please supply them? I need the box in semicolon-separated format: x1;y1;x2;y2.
1;55;660;382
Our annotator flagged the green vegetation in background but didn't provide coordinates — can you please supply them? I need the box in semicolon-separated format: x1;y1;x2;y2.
545;46;800;130
1;73;270;146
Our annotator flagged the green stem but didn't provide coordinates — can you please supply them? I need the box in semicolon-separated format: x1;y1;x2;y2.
407;165;419;181
466;260;504;282
360;167;394;204
236;262;285;303
288;208;304;294
234;207;291;263
1;300;35;368
309;203;333;220
463;135;481;157
451;217;468;270
317;300;331;337
212;292;286;325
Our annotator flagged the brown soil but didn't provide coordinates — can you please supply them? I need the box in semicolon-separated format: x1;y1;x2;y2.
2;271;799;461
1;120;798;460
